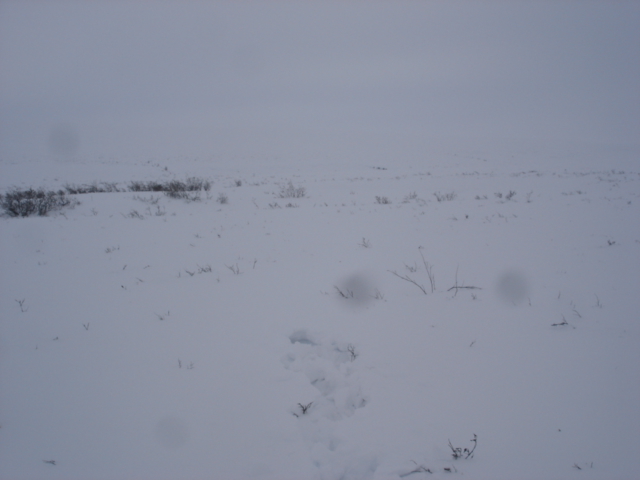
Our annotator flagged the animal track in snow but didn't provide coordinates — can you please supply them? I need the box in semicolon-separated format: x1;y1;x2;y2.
283;329;367;420
283;329;376;479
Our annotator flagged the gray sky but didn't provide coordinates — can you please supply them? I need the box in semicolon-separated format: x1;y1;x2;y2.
1;1;638;165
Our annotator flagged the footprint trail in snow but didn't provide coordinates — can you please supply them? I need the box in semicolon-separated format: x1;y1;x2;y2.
282;329;377;480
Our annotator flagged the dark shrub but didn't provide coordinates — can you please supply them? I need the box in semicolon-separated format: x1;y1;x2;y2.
1;188;77;217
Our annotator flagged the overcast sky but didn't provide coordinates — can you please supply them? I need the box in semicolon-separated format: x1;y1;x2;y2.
1;1;638;165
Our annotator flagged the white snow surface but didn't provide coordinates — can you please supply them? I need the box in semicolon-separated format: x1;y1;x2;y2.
1;146;639;480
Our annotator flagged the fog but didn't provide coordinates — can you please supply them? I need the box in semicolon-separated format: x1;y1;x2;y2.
1;1;638;165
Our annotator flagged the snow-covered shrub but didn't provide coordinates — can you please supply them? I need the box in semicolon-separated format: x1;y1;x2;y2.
278;181;306;198
129;180;165;192
1;188;78;217
64;181;120;194
434;191;457;202
166;177;211;193
448;434;478;460
164;190;201;202
162;178;212;201
129;177;211;194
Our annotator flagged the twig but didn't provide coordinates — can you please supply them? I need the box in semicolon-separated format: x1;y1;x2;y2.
226;264;241;275
371;288;385;300
594;294;602;308
400;461;433;477
552;315;575;328
447;285;481;293
551;316;568;327
418;247;436;292
448;434;477;460
404;262;418;273
347;344;358;361
15;298;28;312
358;238;371;248
335;286;354;298
297;402;313;415
466;433;478;458
447;266;480;297
388;270;427;295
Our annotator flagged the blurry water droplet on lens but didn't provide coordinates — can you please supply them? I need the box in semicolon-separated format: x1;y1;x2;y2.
496;270;530;304
337;272;376;308
48;125;79;156
154;416;189;449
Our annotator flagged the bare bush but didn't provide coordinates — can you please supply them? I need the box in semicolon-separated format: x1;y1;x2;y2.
434;191;456;202
388;270;427;295
335;285;354;298
296;402;313;416
133;194;160;204
129;177;211;195
163;178;211;201
448;434;477;460
226;263;241;275
167;191;201;202
278;181;306;198
129;180;166;192
15;298;28;312
1;188;78;217
125;210;145;219
403;191;418;202
64;181;120;194
419;247;436;293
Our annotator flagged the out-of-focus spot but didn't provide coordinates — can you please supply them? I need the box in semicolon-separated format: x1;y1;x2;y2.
48;125;79;156
496;270;530;305
336;272;377;308
230;44;264;80
154;416;189;449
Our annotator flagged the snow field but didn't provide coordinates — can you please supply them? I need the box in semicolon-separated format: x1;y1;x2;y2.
1;155;639;479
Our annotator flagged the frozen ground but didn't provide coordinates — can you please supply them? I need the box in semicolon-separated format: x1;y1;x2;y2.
1;145;639;479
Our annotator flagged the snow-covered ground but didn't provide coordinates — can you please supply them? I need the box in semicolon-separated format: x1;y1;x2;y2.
1;145;639;479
